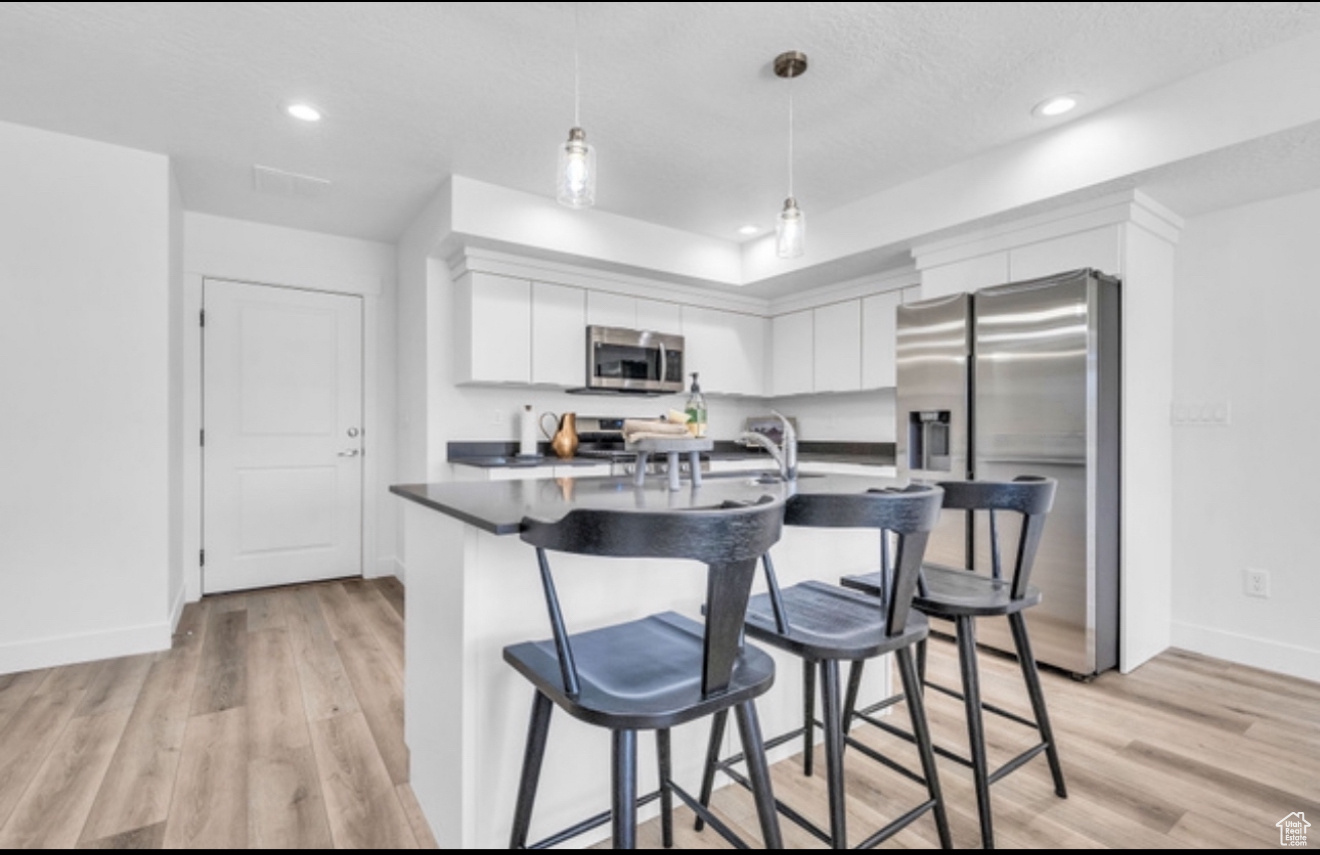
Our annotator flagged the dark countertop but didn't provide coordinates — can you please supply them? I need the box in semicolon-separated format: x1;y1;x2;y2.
391;472;907;536
448;440;896;470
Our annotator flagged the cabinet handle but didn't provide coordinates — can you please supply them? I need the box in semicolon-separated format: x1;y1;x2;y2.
338;449;360;457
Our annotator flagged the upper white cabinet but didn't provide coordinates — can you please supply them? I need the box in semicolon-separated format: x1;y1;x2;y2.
770;311;813;396
861;290;901;390
919;252;1009;300
455;272;530;384
636;297;682;334
531;281;586;387
682;306;766;397
813;302;862;393
586;291;682;334
585;291;636;328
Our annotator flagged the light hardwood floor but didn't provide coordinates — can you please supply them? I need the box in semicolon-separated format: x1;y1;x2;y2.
0;577;1316;848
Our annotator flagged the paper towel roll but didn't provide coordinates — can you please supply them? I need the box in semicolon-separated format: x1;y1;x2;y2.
519;405;538;456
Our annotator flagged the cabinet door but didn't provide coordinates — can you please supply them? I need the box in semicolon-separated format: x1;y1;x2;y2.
682;306;765;396
771;311;814;396
531;282;586;387
586;291;636;328
813;301;862;393
455;272;530;384
636;297;681;334
861;290;901;389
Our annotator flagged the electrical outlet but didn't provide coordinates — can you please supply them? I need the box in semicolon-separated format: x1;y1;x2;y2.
492;409;505;425
1245;568;1270;598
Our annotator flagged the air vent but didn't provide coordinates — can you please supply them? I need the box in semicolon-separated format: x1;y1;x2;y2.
252;164;332;199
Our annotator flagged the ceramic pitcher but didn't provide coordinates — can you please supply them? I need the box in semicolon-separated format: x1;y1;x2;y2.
539;411;579;459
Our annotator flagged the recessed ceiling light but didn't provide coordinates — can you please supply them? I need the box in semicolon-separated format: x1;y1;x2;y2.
286;102;323;122
1032;94;1079;118
738;225;760;236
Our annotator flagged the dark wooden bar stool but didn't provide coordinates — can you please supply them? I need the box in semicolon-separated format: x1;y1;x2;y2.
840;476;1063;849
695;485;952;849
504;496;787;849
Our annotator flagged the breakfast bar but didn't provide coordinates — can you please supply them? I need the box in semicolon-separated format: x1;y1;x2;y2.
391;472;905;848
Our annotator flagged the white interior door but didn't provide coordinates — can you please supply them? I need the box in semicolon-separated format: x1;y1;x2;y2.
203;279;363;594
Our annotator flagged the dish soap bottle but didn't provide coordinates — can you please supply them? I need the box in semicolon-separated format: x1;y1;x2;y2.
685;372;707;438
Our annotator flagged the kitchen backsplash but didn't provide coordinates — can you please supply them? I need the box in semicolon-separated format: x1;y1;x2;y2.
769;389;897;442
440;385;896;444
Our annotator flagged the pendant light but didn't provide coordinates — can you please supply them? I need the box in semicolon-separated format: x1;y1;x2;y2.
774;50;807;258
556;5;596;208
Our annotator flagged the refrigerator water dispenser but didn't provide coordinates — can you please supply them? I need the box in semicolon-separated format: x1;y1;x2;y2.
909;410;952;472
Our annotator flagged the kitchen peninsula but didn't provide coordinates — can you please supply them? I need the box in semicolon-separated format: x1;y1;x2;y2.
392;472;905;848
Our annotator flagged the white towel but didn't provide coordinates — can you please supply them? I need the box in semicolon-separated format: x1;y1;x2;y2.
622;419;691;441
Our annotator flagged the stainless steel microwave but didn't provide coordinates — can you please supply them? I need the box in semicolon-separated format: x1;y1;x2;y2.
585;325;685;393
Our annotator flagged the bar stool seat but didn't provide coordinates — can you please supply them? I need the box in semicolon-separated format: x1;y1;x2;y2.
505;610;774;729
742;581;930;659
505;497;788;850
913;564;1041;616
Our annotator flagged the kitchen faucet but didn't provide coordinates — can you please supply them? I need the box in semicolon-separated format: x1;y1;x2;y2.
738;410;797;481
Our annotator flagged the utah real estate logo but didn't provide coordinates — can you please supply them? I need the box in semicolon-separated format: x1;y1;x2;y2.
1278;812;1310;847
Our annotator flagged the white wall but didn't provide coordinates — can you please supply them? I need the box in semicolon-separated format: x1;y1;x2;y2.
167;166;185;625
182;213;399;588
1171;187;1320;682
0;120;173;673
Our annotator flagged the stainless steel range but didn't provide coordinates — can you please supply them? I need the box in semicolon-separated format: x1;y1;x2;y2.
574;416;709;477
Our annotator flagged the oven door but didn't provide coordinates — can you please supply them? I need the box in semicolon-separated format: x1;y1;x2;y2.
588;326;684;393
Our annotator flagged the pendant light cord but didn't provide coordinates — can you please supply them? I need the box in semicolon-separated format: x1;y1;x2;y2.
573;3;581;127
787;76;795;199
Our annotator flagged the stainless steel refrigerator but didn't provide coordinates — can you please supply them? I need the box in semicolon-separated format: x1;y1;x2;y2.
896;268;1119;676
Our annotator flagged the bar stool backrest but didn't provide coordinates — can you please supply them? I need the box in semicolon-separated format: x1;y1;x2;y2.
770;485;944;637
936;476;1057;601
519;495;786;699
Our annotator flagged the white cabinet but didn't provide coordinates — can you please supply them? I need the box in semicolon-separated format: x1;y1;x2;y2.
531;281;586;387
813;302;862;393
586;291;636;328
586;292;682;334
455;272;530;384
682;306;766;396
636;297;682;334
771;311;813;396
861;290;901;389
919;252;1009;300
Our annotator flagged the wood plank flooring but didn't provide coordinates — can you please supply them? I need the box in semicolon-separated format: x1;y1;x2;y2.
0;576;1315;848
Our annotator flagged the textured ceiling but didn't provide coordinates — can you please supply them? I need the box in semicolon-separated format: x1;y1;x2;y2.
1;2;1319;243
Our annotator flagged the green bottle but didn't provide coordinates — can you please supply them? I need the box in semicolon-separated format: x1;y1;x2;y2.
685;372;707;438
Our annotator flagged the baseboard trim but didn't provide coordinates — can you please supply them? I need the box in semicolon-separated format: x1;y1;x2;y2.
370;556;403;582
0;620;173;676
169;585;187;635
1171;620;1320;683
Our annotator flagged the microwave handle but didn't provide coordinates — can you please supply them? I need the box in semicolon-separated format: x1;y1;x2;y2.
658;341;667;385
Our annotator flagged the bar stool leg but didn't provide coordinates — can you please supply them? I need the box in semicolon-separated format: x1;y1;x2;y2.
842;660;864;737
896;646;952;848
955;615;994;849
612;729;638;849
734;701;783;849
656;728;674;847
820;660;848;848
510;692;554;848
803;661;817;776
693;709;728;832
1009;612;1067;798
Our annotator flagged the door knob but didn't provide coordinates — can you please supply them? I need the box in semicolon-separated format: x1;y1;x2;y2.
338;449;360;457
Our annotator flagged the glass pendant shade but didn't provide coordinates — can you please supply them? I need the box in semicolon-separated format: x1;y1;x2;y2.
556;127;596;208
776;196;805;258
